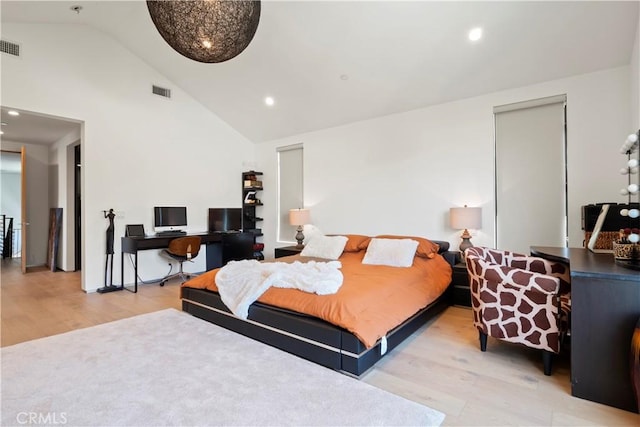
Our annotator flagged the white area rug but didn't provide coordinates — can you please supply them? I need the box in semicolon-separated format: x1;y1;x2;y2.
1;309;445;426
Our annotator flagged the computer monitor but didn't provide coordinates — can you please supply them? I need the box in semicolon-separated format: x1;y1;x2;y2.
154;206;187;233
208;208;242;232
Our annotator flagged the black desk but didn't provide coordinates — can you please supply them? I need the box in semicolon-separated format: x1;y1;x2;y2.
531;246;640;413
121;232;257;293
121;232;223;293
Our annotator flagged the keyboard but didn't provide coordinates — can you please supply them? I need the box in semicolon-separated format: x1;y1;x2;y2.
156;230;187;236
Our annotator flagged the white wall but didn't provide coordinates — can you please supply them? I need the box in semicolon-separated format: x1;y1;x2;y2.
2;23;256;291
1;170;20;222
3;21;635;282
0;169;20;255
0;140;51;266
257;66;631;256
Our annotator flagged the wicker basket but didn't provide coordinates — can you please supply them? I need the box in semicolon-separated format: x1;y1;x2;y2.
612;241;639;260
584;231;618;250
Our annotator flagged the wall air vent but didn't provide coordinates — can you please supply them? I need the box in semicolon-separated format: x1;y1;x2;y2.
152;85;171;98
1;40;20;57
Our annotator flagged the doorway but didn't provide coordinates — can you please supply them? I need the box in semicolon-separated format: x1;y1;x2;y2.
1;106;82;274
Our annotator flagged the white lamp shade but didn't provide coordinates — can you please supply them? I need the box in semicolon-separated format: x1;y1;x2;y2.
450;206;482;230
289;208;311;226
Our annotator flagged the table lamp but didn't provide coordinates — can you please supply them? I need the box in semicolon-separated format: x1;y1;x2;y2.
450;205;482;257
289;208;311;249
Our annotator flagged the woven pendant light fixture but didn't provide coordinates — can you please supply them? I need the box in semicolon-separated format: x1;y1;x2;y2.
147;0;261;63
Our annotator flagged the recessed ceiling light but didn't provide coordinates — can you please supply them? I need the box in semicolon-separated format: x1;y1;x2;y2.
0;130;4;135
468;27;483;42
7;110;19;116
1;122;7;126
340;74;349;81
264;96;275;107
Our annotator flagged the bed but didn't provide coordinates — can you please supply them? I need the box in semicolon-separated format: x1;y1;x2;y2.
181;234;455;377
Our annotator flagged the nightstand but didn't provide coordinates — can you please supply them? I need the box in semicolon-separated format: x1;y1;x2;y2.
274;246;303;258
451;260;471;307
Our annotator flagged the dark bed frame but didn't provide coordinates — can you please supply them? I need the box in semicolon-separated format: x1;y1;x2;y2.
181;241;456;377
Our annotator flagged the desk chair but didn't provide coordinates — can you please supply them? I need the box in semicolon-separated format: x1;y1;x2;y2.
159;236;201;286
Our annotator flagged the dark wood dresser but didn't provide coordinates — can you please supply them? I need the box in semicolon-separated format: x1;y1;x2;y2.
531;246;640;413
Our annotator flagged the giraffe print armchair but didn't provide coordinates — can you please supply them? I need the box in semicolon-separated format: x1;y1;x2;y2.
465;246;571;375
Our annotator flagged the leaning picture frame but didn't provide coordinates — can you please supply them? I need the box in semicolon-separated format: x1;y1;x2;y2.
125;224;145;238
587;204;614;253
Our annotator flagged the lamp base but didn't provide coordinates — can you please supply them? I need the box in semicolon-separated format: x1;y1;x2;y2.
295;226;305;249
459;229;473;258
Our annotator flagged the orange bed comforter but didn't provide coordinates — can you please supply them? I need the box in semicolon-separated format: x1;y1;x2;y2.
182;251;452;348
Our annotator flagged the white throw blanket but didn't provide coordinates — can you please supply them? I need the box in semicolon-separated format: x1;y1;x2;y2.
215;259;343;319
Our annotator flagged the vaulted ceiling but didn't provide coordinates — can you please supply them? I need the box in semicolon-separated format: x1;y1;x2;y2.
1;1;639;143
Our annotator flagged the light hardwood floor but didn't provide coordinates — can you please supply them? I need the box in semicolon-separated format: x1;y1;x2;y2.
2;258;638;426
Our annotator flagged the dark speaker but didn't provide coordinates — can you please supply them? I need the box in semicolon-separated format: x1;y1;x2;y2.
222;232;256;264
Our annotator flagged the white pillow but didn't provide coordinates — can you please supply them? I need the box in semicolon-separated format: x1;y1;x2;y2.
300;235;348;260
362;238;419;267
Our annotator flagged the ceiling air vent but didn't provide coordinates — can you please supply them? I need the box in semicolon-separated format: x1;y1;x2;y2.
1;40;20;57
152;85;171;98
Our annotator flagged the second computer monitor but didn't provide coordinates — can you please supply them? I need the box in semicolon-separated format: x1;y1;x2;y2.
208;208;242;232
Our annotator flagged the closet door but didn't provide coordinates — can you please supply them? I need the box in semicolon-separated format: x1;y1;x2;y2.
494;95;567;253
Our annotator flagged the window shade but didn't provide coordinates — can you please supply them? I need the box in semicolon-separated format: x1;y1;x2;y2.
494;96;567;253
277;144;303;242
